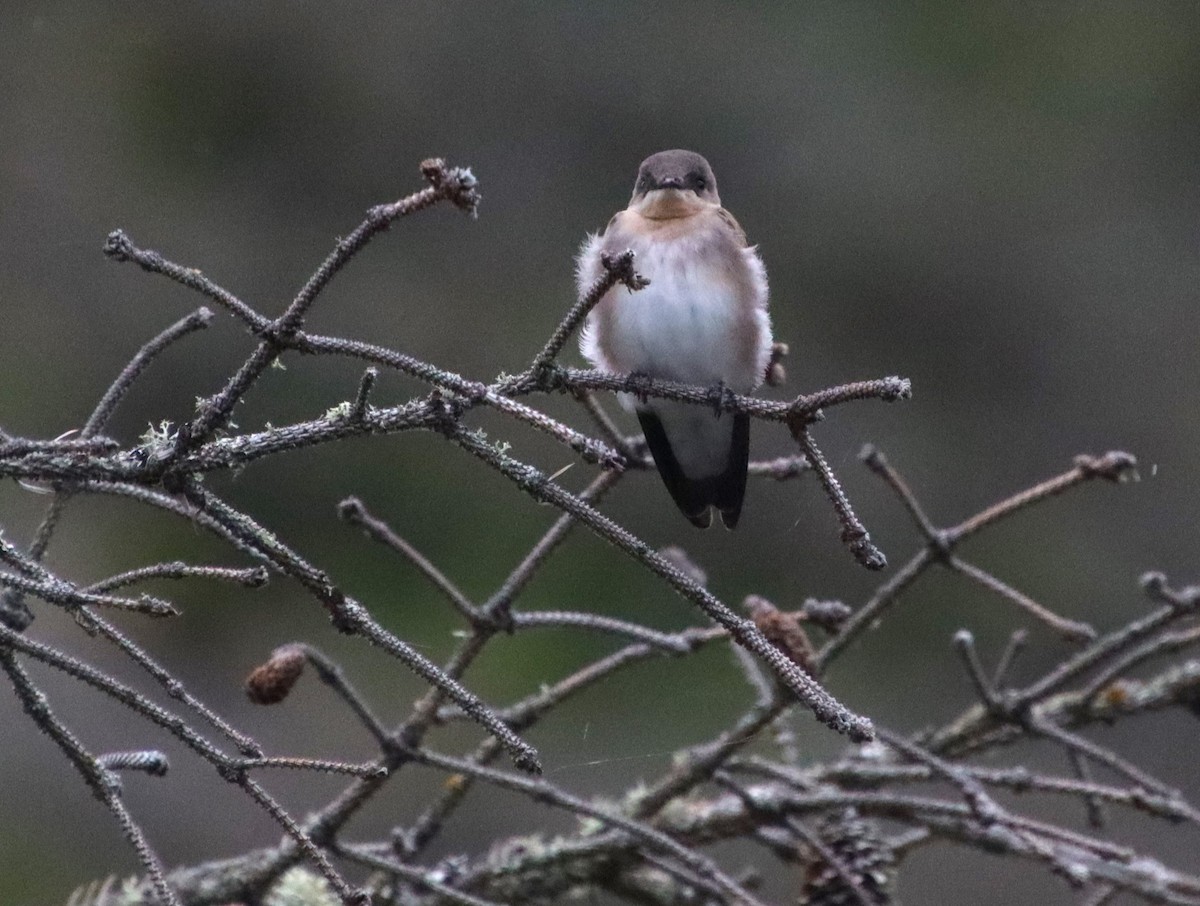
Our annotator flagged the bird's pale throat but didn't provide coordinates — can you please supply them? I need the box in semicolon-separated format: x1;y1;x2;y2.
633;189;713;221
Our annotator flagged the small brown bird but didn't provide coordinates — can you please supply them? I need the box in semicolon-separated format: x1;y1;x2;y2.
578;150;773;528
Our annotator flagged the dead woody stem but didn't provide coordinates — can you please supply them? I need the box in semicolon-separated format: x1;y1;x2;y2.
2;159;1195;906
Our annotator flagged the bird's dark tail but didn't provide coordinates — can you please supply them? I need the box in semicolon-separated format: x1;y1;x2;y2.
636;409;750;530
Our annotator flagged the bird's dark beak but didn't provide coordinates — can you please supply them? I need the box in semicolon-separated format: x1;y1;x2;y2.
657;176;684;190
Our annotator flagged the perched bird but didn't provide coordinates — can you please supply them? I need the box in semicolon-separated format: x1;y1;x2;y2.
578;150;773;528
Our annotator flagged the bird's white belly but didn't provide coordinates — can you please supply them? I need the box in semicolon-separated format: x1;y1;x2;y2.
603;244;752;390
598;242;755;479
577;208;772;486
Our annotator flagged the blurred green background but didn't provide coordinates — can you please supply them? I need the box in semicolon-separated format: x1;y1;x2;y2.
2;3;1199;903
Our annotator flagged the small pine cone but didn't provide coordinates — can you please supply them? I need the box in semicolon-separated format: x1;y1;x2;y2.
745;595;815;674
800;809;897;906
245;644;307;705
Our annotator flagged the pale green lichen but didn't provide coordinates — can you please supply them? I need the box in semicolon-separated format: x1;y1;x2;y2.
138;420;177;454
263;866;340;906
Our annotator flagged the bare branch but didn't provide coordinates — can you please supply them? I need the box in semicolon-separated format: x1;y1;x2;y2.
792;427;887;570
948;555;1096;641
1;651;179;906
530;248;648;372
446;423;874;742
7;160;1194;906
338;497;481;624
85;562;269;594
399;743;774;906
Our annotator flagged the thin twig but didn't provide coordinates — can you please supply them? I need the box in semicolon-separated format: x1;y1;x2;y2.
1013;574;1200;708
0;567;176;617
1066;748;1108;829
178;479;542;774
555;369;910;423
399;744;774;906
7;155;1194;906
104;231;270;331
818;548;932;670
333;843;509;906
299;645;393;748
350;367;378;421
338;496;481;624
447;424;873;742
530;248;647;371
953;630;1003;711
860;444;938;538
80;606;264;757
238;757;386;779
1;651;180;906
792;427;887;570
946;452;1138;544
510;609;696;652
1;307;215;626
992;628;1029;689
166;160;476;458
948;555;1096;642
481;468;622;622
85;562;269;593
97;750;171;777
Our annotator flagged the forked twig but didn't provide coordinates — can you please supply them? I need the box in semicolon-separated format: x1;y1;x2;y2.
3;158;1194;906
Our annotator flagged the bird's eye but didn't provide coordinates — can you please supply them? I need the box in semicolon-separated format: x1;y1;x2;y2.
692;174;706;192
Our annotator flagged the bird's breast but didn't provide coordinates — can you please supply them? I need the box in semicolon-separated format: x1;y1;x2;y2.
597;230;759;390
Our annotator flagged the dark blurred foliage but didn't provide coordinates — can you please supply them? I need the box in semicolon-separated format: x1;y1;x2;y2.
1;3;1198;903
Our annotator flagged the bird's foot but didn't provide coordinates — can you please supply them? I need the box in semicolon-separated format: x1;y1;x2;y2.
624;370;655;405
705;380;736;416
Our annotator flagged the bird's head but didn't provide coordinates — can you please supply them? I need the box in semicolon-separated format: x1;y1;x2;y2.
630;149;720;219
